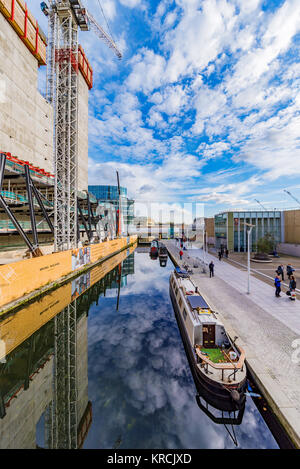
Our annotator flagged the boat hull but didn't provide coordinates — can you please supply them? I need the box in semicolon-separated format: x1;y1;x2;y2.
170;286;246;408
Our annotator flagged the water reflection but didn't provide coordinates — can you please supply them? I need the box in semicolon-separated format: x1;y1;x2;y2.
85;253;278;449
0;250;279;449
0;250;135;449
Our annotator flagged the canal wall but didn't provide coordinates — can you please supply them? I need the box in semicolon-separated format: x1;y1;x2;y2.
165;240;300;449
0;236;137;315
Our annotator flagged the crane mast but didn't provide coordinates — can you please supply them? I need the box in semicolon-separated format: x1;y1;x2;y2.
44;1;122;252
254;199;267;211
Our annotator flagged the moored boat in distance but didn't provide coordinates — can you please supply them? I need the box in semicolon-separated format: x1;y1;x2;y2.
170;269;247;408
149;239;159;259
158;242;168;267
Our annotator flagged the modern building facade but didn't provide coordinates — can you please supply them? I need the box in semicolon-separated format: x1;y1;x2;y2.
214;210;283;252
88;185;134;233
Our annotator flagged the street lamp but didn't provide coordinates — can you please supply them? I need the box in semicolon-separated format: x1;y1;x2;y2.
243;222;255;294
202;221;206;264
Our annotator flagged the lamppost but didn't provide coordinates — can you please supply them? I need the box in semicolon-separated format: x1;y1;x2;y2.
243;222;255;294
202;220;206;264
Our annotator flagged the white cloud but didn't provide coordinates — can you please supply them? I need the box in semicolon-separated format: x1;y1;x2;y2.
119;0;142;8
127;49;166;94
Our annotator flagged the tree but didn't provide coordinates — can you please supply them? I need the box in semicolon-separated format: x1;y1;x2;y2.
256;233;275;254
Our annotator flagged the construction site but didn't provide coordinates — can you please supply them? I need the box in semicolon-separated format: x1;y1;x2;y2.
0;0;126;250
0;1;137;310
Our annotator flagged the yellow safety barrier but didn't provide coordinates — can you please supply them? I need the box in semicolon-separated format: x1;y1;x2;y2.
0;236;137;309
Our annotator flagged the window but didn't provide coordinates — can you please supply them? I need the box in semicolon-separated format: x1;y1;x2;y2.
175;287;179;296
179;298;182;308
183;309;187;321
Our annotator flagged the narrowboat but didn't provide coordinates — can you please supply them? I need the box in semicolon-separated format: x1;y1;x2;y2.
149;239;159;259
170;269;247;408
158;242;168;267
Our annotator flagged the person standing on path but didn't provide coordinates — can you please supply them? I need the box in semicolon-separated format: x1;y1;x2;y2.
179;249;183;260
225;249;229;258
289;275;296;292
209;261;214;278
218;251;222;261
274;275;281;297
276;265;284;281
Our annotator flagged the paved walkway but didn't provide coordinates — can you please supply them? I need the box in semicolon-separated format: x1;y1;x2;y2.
186;246;300;335
165;240;300;448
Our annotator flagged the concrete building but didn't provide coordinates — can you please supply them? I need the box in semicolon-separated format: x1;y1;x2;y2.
0;2;91;190
214;210;283;252
0;307;90;449
0;3;94;252
0;7;53;173
278;209;300;257
204;217;215;245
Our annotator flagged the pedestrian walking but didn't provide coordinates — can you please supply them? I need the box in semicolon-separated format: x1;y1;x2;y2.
289;275;296;291
209;261;214;278
276;265;284;281
274;275;281;297
225;249;229;258
179;249;183;260
287;264;295;280
218;251;222;261
288;275;297;301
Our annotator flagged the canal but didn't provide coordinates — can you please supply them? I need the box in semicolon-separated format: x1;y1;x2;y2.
0;247;281;449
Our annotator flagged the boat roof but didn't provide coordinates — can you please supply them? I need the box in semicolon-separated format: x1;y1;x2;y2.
187;295;210;310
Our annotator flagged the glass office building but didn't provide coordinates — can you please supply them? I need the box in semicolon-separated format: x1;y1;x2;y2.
88;185;134;232
214;211;283;252
88;185;128;200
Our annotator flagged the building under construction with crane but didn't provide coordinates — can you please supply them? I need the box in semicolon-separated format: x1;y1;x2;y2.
0;1;137;312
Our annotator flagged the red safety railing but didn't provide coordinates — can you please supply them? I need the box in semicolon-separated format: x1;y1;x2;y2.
0;151;54;179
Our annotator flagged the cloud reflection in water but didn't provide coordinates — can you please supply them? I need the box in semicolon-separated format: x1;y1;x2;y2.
84;253;278;449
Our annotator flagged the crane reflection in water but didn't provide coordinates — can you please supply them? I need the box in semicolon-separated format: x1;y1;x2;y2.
0;252;135;449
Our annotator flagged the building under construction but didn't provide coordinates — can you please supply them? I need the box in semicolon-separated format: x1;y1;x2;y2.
0;0;101;256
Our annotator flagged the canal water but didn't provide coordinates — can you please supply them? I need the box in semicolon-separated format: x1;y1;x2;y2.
0;248;280;449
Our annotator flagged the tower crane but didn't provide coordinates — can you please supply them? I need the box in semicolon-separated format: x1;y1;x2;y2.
254;199;267;211
41;1;122;252
283;190;300;207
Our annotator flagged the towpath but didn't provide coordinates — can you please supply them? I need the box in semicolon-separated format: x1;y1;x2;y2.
165;240;300;448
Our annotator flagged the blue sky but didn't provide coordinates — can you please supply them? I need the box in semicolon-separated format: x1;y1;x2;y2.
28;0;300;220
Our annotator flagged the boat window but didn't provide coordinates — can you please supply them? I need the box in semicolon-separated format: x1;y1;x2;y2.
179;298;182;308
183;308;187;320
175;287;179;296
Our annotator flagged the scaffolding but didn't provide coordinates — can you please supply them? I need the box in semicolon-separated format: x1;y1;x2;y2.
55;5;78;251
46;2;79;251
44;1;122;251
